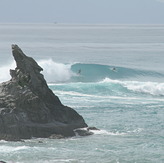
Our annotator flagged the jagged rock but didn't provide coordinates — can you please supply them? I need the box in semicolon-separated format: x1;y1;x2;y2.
0;45;88;141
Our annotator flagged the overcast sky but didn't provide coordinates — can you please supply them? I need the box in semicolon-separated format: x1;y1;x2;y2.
0;0;164;24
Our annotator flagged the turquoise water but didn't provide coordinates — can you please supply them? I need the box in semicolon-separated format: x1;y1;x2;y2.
0;24;164;163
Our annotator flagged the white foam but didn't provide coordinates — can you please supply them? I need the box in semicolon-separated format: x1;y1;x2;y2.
0;145;28;153
77;128;127;136
38;59;74;83
0;61;16;82
92;129;126;136
101;77;164;96
124;81;164;96
100;77;121;84
92;128;144;136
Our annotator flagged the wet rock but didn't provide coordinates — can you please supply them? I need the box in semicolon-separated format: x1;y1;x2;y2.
87;127;100;131
74;128;94;136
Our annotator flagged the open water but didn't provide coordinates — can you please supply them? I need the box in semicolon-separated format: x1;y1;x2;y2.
0;24;164;163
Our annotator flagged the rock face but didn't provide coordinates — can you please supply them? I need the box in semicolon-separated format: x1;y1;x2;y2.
0;45;87;141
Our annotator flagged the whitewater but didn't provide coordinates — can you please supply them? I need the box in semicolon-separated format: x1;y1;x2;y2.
0;24;164;163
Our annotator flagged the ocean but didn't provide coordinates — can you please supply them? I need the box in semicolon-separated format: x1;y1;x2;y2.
0;24;164;163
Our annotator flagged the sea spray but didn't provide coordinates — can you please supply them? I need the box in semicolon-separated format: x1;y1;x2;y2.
38;59;74;83
0;61;16;82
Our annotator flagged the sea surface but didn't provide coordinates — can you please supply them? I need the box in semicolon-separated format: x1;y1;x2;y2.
0;24;164;163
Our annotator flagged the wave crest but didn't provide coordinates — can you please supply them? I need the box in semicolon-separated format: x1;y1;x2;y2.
124;81;164;96
101;78;164;96
38;59;74;83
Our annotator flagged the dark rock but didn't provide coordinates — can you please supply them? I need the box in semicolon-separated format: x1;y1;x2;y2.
38;140;43;143
74;128;93;136
0;134;21;141
49;134;65;139
0;161;7;163
0;45;88;141
87;127;100;131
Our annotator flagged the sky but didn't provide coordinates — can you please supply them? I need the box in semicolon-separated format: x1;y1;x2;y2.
0;0;164;24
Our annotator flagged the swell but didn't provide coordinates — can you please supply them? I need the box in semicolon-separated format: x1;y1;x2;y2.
0;60;163;84
71;63;164;82
37;60;164;83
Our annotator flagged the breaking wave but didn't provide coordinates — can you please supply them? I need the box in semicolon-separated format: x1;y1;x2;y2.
101;78;164;96
1;60;164;97
38;59;74;83
38;61;164;83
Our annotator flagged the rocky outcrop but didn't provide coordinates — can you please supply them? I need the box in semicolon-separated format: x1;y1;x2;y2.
74;127;100;136
0;45;88;141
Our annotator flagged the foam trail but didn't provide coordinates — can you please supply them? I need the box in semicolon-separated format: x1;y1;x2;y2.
38;59;74;83
124;81;164;96
101;78;164;96
0;62;16;82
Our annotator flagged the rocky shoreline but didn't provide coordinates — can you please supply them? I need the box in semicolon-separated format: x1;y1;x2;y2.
0;45;94;141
